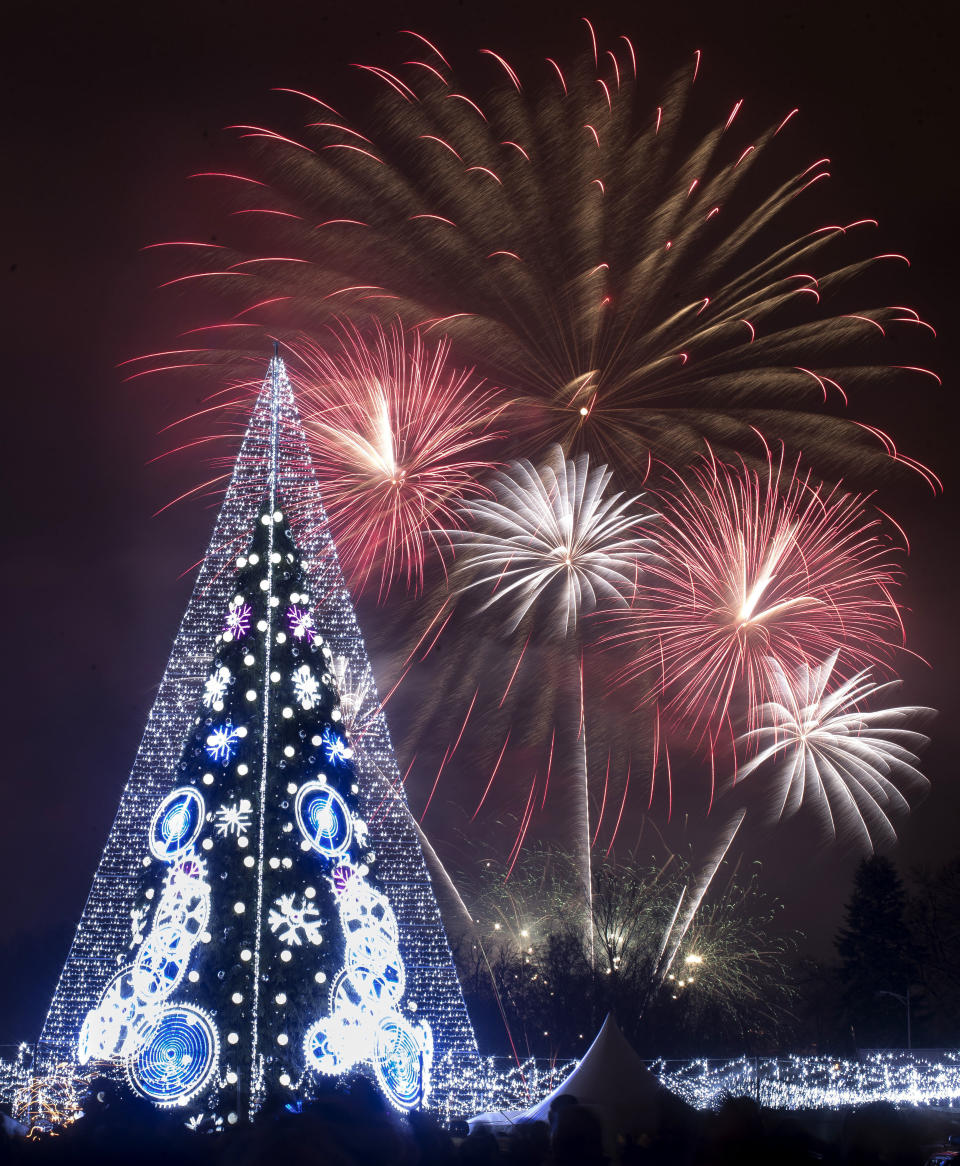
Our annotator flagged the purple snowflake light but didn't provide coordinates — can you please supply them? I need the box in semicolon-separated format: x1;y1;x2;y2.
224;604;252;639
331;863;356;894
287;605;315;640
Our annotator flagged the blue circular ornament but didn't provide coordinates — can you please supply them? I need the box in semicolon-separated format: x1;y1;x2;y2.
149;788;205;861
373;1015;426;1111
127;1004;219;1107
295;781;353;858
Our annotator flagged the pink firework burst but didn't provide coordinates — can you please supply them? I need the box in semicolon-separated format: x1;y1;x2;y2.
291;320;506;598
606;447;907;743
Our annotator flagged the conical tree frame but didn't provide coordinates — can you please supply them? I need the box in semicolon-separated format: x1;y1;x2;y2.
36;356;477;1105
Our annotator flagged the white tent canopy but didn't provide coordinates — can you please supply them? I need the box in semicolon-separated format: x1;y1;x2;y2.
525;1013;662;1132
470;1014;668;1146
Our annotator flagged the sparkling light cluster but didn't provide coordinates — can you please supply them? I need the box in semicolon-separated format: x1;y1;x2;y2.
429;1049;960;1120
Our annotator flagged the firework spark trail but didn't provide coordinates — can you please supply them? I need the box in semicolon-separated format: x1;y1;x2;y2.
291;320;506;596
737;652;934;849
128;23;940;869
606;445;908;744
656;807;746;984
448;446;652;928
143;28;938;488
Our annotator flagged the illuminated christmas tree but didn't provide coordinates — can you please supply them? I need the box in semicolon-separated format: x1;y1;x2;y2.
35;355;476;1122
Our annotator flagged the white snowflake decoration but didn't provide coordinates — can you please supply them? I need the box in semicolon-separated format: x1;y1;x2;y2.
293;664;321;710
206;723;240;763
215;799;253;838
202;665;231;711
268;893;324;947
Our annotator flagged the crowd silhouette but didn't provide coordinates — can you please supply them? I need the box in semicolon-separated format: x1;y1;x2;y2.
0;1075;955;1166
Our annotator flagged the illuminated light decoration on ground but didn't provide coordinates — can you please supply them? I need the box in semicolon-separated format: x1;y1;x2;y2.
322;726;352;766
202;665;231;710
373;1015;433;1111
223;603;251;639
205;722;241;763
425;1049;960;1121
149;789;206;860
287;604;314;638
736;651;934;849
127;1005;220;1107
292;663;321;709
295;781;353;857
268;893;324;946
214;799;253;837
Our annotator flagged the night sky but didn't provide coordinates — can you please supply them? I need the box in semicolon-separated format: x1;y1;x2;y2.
1;0;957;1044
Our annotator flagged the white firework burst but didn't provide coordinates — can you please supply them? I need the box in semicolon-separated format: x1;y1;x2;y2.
738;651;934;849
449;445;653;635
202;665;231;711
214;799;253;837
268;893;324;946
293;664;321;710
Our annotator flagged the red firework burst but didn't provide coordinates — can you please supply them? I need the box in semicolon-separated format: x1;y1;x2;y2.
606;446;907;742
291;320;506;597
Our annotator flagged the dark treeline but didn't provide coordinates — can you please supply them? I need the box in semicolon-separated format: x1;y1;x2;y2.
454;855;960;1059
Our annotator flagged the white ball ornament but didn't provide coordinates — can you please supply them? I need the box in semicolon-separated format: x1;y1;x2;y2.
240;949;252;962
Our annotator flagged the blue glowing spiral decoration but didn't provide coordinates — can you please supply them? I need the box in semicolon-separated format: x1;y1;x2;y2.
373;1015;425;1111
295;782;353;857
127;1005;219;1107
149;788;205;861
